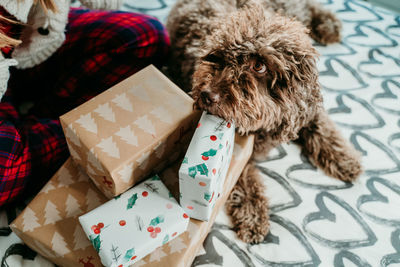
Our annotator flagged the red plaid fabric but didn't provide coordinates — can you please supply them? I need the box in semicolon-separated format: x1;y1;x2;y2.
0;7;170;206
0;6;22;55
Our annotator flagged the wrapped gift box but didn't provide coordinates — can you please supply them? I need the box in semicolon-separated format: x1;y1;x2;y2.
60;65;200;198
79;175;189;267
10;158;107;267
179;112;235;221
10;134;253;267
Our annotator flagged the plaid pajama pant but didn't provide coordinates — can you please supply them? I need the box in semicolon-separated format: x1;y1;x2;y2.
0;8;170;206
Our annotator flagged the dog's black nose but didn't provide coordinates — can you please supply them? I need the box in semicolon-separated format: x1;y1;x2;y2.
200;91;219;106
200;91;213;106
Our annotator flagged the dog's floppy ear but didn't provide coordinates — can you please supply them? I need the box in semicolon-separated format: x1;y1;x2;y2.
291;47;320;92
259;15;320;92
261;44;319;89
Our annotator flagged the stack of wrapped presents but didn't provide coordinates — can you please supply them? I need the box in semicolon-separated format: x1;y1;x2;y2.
9;65;254;267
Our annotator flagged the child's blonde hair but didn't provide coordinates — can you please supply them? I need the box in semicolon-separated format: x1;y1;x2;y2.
1;0;57;48
35;0;58;13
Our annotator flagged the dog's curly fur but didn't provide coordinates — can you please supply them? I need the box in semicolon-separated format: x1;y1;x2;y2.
167;0;362;243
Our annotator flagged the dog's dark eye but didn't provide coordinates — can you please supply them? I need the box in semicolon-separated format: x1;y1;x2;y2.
203;53;222;63
253;61;267;74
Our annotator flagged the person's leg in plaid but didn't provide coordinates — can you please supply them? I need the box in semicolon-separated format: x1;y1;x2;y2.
0;8;170;206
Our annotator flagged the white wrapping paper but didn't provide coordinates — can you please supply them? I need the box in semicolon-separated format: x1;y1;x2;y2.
78;175;189;267
179;112;235;221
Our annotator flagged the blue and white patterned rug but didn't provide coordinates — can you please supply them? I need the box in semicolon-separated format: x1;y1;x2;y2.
1;0;400;266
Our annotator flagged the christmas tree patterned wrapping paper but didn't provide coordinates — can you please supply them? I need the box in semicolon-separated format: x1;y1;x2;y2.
9;134;253;267
10;158;107;267
60;64;201;198
78;175;189;267
179;112;235;221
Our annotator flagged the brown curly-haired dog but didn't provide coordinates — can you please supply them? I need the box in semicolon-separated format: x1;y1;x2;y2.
167;0;362;244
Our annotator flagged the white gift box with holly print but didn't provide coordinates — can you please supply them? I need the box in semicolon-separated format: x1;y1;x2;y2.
179;111;235;221
78;175;189;267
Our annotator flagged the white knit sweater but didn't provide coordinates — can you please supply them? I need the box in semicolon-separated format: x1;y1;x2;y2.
0;53;17;98
0;0;123;99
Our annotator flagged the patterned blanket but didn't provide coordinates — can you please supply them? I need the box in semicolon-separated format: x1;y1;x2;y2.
1;0;399;266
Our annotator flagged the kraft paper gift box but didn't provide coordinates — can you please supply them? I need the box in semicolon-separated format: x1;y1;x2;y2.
10;134;253;267
60;64;200;198
78;175;189;267
179;111;235;221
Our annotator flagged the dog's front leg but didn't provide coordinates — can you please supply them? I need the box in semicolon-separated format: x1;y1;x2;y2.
296;110;363;182
226;162;270;244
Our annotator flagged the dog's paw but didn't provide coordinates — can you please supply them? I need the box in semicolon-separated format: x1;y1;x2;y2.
226;187;270;244
234;206;269;244
325;150;363;182
310;11;342;45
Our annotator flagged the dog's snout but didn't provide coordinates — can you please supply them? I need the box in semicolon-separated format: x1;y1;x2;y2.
200;91;219;106
200;91;212;106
